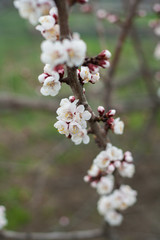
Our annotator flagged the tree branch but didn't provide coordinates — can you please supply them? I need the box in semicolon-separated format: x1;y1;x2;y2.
0;228;104;240
55;0;107;148
0;94;58;113
104;0;142;109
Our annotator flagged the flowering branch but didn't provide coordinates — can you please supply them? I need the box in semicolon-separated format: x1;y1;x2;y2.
54;0;107;148
0;0;140;235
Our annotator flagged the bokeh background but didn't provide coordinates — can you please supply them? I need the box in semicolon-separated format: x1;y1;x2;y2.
0;0;160;239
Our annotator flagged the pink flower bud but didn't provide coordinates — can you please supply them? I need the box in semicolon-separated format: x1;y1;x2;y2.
54;65;64;78
97;106;105;116
84;175;90;182
107;164;115;173
98;50;112;60
78;0;88;4
99;60;110;68
107;117;114;127
106;109;116;117
88;63;99;74
69;96;76;103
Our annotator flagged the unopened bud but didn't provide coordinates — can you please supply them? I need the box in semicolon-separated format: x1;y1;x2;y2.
99;50;112;59
78;0;88;4
88;63;99;74
54;65;64;78
97;106;105;116
99;60;110;68
106;109;116;117
107;117;114;127
69;96;76;102
107;164;115;173
84;175;90;182
124;151;133;162
49;7;58;23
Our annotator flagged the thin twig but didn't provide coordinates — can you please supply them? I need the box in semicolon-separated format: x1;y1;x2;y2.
104;0;142;109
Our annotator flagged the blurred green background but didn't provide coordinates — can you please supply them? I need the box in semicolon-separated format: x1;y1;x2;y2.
0;1;160;239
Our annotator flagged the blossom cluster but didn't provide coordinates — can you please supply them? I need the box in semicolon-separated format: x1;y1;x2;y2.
84;143;136;225
14;0;54;25
0;206;7;230
41;38;87;68
97;185;137;226
54;97;91;145
36;7;59;41
85;144;135;182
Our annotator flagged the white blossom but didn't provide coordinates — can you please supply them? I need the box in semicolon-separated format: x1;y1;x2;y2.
91;72;100;83
38;64;61;96
75;104;91;128
80;66;91;83
106;144;123;162
63;39;87;67
120;185;137;207
36;15;59;41
55;98;91;145
36;23;59;41
70;125;90;145
97;185;137;225
14;0;54;25
124;151;133;162
40;75;61;96
104;210;123;226
94;144;123;171
112;117;124;135
118;162;135;178
96;175;114;195
87;163;100;177
97;195;113;215
56;98;77;122
41;40;68;67
112;185;137;210
54;120;69;136
94;150;112;169
0;206;7;230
